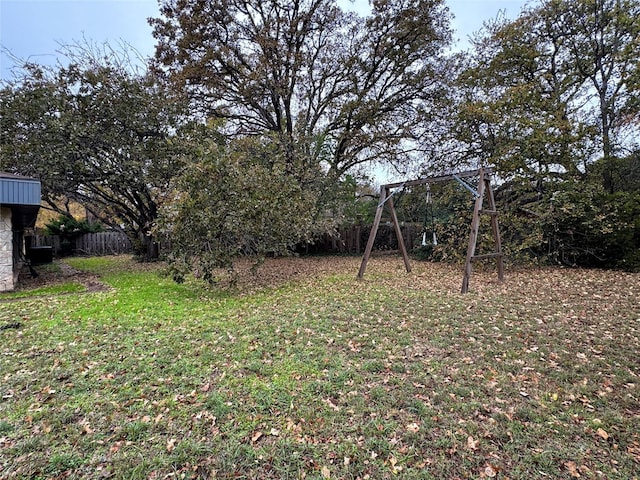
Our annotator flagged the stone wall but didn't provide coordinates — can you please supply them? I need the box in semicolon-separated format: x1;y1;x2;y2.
0;207;13;292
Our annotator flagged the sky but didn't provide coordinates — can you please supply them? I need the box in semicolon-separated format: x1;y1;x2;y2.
0;0;530;81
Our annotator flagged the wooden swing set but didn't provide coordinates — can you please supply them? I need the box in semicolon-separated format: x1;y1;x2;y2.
357;167;504;293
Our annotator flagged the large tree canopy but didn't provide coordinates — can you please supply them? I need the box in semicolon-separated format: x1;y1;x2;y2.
449;0;639;180
436;0;640;268
150;0;452;177
0;46;188;258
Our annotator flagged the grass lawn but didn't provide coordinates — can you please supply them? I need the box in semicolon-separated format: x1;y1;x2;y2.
1;255;638;479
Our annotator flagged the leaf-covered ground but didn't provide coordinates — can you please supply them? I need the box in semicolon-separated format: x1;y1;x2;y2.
1;255;638;479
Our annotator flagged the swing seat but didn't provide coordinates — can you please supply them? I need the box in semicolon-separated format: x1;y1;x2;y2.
421;231;437;246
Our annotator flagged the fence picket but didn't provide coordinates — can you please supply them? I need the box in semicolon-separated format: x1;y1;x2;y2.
31;232;133;256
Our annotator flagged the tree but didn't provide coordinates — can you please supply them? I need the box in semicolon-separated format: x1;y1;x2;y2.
441;0;639;267
150;0;452;178
0;45;188;259
541;0;640;191
161;133;331;283
451;0;639;180
450;9;596;184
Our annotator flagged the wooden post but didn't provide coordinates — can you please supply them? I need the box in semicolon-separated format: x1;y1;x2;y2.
387;192;411;273
485;176;504;282
357;187;387;279
461;169;486;293
461;168;504;293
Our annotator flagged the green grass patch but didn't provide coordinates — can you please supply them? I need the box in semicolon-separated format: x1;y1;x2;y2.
0;255;638;479
0;281;85;300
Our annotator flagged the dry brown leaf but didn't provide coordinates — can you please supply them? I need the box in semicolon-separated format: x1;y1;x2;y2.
483;464;497;477
564;461;581;478
166;438;176;453
627;442;640;461
321;465;330;479
467;435;479;451
406;422;420;433
596;428;609;440
324;398;340;411
81;423;93;435
251;431;263;443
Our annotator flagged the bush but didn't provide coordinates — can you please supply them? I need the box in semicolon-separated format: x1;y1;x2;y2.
44;215;103;236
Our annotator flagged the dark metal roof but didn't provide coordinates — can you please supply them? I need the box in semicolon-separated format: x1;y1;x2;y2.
0;172;41;206
0;172;41;229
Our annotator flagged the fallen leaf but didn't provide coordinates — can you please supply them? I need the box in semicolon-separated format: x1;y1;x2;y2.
483;464;497;477
251;431;263;443
324;398;340;411
564;461;580;478
270;428;280;436
596;428;609;440
321;465;330;479
389;455;402;474
406;422;420;433
467;435;479;451
166;438;176;453
81;423;93;435
627;442;640;460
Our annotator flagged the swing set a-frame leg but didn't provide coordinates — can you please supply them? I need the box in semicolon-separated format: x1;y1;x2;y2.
388;193;411;273
461;168;504;293
357;167;504;292
357;187;411;279
357;188;386;279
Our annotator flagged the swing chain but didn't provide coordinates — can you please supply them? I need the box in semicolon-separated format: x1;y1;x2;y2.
422;184;438;246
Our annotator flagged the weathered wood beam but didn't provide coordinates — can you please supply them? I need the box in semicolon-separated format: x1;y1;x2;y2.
383;168;493;190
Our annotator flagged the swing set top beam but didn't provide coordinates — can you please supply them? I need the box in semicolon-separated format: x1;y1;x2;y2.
382;167;493;190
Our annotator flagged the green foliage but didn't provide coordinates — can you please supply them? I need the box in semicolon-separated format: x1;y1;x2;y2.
450;0;639;178
443;0;640;271
320;175;380;226
493;153;640;270
0;43;189;260
540;180;640;270
44;215;103;236
161;136;331;283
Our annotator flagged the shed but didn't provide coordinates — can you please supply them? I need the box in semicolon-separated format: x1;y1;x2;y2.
0;172;41;291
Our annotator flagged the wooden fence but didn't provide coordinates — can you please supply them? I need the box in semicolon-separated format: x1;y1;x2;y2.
30;224;421;258
31;231;133;257
302;223;421;255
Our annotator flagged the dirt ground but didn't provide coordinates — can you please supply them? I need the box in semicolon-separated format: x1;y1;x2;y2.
15;260;110;293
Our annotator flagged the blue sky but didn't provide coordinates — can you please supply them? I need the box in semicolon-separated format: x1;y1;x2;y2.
0;0;529;81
